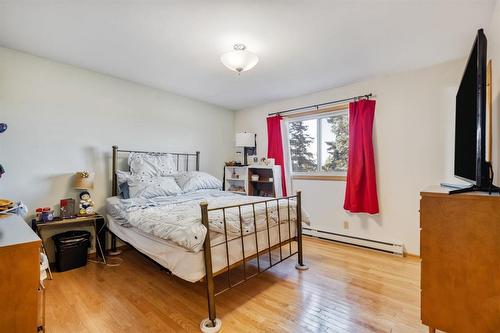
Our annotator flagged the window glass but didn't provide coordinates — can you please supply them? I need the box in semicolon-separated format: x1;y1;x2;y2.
288;119;317;172
287;110;349;175
321;114;349;172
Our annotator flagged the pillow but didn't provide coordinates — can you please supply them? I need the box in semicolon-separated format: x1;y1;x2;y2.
128;152;176;177
127;175;182;199
116;170;131;184
116;170;132;199
174;171;222;193
119;182;130;199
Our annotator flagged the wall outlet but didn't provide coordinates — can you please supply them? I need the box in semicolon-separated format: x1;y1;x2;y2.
343;221;349;230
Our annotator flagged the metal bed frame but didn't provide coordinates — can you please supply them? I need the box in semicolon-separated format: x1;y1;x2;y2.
110;145;308;332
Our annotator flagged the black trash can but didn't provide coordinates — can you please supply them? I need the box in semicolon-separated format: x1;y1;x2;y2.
53;230;91;272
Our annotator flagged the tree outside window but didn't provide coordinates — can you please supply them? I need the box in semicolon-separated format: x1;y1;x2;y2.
288;111;348;175
288;119;317;172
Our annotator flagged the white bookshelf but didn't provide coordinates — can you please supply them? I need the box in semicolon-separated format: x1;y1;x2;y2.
224;166;248;195
224;165;282;197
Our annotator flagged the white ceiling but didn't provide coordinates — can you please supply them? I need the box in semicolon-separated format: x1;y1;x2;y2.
0;0;496;110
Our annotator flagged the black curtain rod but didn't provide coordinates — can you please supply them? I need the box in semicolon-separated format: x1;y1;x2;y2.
268;93;373;116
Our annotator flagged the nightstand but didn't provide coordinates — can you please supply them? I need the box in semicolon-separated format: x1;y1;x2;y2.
33;214;107;278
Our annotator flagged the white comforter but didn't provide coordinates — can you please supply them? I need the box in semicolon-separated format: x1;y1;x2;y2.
107;190;310;252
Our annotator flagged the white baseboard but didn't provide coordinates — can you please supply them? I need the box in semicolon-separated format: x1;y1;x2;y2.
303;227;404;256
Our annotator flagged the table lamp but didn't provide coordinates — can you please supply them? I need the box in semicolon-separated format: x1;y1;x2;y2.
235;132;256;165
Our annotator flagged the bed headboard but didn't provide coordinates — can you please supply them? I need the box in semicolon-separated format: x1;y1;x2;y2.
111;145;200;196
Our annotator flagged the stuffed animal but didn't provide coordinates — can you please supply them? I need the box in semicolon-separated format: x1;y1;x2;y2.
79;191;95;215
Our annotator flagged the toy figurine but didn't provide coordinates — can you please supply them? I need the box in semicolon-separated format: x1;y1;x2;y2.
79;191;95;215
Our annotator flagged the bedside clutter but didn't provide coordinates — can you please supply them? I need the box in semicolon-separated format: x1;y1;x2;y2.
223;165;282;197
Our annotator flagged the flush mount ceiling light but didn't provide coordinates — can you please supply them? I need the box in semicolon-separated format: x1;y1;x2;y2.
220;44;259;74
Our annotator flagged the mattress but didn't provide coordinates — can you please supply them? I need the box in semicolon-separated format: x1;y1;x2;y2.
107;214;297;283
106;191;307;253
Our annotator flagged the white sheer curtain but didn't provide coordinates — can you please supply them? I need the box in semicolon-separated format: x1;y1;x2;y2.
280;118;294;195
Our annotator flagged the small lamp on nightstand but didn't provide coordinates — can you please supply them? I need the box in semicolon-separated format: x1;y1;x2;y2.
74;171;95;216
236;132;256;165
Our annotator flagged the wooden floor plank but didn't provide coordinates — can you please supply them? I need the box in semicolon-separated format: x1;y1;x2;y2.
44;237;430;332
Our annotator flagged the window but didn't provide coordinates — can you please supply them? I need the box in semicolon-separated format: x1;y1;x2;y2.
286;109;349;177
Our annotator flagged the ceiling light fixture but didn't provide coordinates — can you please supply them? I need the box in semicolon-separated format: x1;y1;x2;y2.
220;44;259;74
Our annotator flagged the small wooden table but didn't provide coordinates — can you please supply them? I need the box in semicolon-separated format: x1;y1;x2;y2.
33;214;107;278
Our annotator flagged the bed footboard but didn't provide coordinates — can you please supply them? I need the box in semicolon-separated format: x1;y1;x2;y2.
199;191;308;332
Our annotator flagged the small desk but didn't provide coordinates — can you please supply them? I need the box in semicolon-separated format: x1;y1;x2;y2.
34;214;107;278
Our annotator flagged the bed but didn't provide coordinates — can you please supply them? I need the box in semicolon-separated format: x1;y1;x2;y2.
107;146;309;332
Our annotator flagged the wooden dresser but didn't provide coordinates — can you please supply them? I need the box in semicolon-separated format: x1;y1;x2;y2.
420;187;500;333
0;214;42;333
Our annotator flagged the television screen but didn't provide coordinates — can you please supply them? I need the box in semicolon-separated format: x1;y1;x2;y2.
454;29;487;186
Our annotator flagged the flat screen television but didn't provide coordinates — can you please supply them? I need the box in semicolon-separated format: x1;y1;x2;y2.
453;28;497;194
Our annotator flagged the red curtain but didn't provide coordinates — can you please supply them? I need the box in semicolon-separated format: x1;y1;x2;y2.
267;115;287;196
344;99;379;214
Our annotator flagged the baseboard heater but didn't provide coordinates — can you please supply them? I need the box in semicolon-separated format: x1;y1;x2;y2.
303;227;404;256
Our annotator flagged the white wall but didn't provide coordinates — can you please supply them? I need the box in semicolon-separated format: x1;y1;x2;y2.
4;12;500;258
0;47;234;255
236;59;467;255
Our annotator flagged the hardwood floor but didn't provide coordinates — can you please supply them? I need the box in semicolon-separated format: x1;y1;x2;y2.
45;237;428;333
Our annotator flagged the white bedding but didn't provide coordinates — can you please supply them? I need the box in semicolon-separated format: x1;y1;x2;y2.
106;190;309;252
107;214;298;283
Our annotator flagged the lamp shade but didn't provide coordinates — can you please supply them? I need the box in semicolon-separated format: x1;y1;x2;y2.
221;44;259;73
74;171;94;189
235;132;255;147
